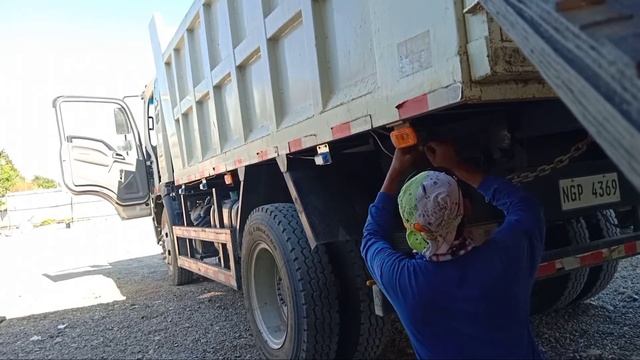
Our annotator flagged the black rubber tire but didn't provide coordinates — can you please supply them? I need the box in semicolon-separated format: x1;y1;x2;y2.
326;241;387;359
572;209;620;302
161;209;194;286
531;218;589;313
241;204;340;359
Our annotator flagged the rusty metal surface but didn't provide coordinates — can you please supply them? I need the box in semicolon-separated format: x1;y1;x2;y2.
172;225;238;289
177;256;238;290
172;226;232;244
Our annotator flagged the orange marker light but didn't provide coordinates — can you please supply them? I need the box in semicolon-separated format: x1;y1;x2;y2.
390;127;418;149
224;173;233;185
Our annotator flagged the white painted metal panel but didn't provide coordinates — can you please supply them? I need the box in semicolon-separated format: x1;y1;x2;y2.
150;0;551;184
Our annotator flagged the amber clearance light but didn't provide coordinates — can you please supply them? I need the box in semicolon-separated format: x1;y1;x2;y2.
390;126;418;149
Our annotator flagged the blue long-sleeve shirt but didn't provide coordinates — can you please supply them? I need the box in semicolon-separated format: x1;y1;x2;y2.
361;176;545;359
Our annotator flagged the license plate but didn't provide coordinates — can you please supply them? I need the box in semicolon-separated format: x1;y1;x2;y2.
559;173;621;210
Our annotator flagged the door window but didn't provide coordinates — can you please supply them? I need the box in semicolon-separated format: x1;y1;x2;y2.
54;96;150;219
59;102;137;159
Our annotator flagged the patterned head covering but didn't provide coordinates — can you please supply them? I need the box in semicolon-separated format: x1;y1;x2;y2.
398;171;474;261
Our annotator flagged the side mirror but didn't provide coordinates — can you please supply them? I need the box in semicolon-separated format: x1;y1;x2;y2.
148;116;155;131
114;108;131;135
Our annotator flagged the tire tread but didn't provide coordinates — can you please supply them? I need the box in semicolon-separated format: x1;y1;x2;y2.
328;241;386;359
574;209;620;302
161;209;194;286
244;204;339;359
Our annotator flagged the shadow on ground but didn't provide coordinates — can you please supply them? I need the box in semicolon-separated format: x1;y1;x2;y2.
0;254;261;359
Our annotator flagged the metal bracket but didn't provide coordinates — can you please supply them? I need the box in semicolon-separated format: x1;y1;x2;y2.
276;154;288;173
464;0;484;14
372;285;393;317
237;166;246;182
199;179;208;191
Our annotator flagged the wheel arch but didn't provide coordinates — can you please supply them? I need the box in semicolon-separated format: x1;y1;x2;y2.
237;141;386;249
237;161;294;249
151;193;164;236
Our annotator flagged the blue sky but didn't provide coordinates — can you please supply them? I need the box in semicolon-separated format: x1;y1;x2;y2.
0;0;192;180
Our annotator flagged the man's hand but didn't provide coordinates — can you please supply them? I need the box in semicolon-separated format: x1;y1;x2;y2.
425;141;485;188
381;147;421;195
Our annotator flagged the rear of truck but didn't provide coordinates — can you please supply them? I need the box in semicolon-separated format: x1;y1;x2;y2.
52;0;640;359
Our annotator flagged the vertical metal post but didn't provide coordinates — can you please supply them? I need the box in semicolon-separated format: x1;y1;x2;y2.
211;187;224;228
70;196;74;225
218;243;226;269
180;193;192;258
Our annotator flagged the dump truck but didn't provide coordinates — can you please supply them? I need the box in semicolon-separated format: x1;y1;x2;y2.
53;0;640;358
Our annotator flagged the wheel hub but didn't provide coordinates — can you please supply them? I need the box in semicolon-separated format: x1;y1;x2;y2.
275;271;288;321
249;243;288;349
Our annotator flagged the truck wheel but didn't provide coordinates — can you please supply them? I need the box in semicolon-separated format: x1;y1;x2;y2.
241;204;339;359
531;218;589;313
572;209;620;302
161;209;194;286
326;241;387;359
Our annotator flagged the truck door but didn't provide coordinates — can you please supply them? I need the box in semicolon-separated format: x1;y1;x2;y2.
53;96;151;219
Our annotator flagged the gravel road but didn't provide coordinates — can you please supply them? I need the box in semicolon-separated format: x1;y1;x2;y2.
532;257;640;359
0;218;260;359
1;217;639;359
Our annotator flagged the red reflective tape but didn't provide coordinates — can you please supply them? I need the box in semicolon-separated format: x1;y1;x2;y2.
288;138;303;152
396;93;429;120
624;242;638;255
579;251;605;267
536;261;557;278
331;122;352;139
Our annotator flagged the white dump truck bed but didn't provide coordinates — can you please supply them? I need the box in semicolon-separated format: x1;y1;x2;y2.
150;0;553;185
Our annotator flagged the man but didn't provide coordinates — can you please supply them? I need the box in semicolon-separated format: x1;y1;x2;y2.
361;142;545;359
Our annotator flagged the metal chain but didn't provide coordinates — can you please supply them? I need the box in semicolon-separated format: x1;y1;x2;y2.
507;136;593;184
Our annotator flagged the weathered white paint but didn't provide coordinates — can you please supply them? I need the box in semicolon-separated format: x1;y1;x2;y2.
149;0;551;184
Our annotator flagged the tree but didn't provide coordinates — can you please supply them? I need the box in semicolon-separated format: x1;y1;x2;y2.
32;175;58;189
0;150;21;206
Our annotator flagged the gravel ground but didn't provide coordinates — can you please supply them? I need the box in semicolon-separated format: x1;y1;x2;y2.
532;257;640;359
0;257;260;359
0;218;260;359
1;217;639;359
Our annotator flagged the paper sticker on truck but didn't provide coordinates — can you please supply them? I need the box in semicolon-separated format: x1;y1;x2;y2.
559;173;620;211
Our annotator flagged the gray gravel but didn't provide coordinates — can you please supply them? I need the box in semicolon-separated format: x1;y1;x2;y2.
0;254;261;359
1;218;639;359
0;218;260;359
533;256;640;359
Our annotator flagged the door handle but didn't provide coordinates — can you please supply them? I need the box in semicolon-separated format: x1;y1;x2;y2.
112;152;126;161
